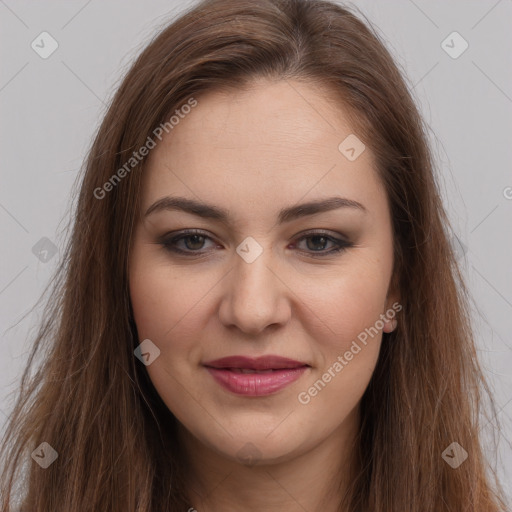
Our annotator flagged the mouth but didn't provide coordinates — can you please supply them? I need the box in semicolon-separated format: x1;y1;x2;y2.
203;355;311;396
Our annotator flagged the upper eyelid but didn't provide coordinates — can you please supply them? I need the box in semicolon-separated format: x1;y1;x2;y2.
163;230;350;253
164;229;348;243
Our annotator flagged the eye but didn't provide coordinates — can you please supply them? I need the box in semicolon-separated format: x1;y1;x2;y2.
159;229;353;258
292;231;353;258
160;229;217;255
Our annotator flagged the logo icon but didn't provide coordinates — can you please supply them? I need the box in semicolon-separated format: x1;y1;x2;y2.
31;32;59;59
441;32;469;59
236;236;263;263
236;442;262;467
31;442;58;468
449;233;467;261
134;339;161;366
32;237;58;263
442;441;468;469
338;134;366;161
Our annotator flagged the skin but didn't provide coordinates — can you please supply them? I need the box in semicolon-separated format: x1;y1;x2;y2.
129;78;399;512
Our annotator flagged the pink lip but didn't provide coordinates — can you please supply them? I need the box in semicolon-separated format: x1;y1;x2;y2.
203;355;310;396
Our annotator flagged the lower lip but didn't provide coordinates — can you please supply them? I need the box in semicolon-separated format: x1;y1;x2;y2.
205;366;309;396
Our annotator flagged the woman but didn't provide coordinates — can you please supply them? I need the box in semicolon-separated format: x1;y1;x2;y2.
0;0;508;510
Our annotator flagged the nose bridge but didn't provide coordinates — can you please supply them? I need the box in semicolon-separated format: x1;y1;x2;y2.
219;238;289;333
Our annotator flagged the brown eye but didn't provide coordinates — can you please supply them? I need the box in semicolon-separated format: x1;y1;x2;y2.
180;234;207;251
160;230;352;258
294;232;353;258
160;230;218;255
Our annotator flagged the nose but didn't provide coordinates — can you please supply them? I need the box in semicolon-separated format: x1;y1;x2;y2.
218;246;291;335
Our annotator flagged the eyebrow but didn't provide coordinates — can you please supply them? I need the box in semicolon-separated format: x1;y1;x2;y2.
144;195;367;224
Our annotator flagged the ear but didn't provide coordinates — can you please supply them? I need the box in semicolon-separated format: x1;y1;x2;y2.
383;270;401;333
382;315;398;334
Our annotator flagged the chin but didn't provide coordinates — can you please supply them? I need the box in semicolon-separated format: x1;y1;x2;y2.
187;417;316;467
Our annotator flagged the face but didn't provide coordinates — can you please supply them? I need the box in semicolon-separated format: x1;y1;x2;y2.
129;79;399;467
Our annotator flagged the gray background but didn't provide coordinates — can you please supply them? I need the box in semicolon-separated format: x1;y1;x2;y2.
1;0;511;504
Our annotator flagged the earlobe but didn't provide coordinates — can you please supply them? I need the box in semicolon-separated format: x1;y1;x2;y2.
383;317;398;333
383;292;401;333
383;268;401;334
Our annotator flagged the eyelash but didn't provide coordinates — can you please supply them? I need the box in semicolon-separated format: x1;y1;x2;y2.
159;229;353;258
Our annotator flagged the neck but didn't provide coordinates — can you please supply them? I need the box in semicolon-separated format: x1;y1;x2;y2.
179;407;361;512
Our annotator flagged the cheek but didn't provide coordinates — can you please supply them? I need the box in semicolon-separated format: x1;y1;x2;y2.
287;259;389;413
292;270;386;425
291;259;391;349
129;259;207;415
129;253;212;346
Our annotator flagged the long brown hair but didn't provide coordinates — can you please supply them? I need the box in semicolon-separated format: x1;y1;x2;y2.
1;0;508;510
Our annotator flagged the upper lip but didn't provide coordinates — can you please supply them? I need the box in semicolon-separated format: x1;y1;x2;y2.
203;355;309;370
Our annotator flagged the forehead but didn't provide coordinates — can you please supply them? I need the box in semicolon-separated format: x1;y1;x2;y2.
156;79;359;161
142;79;386;223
